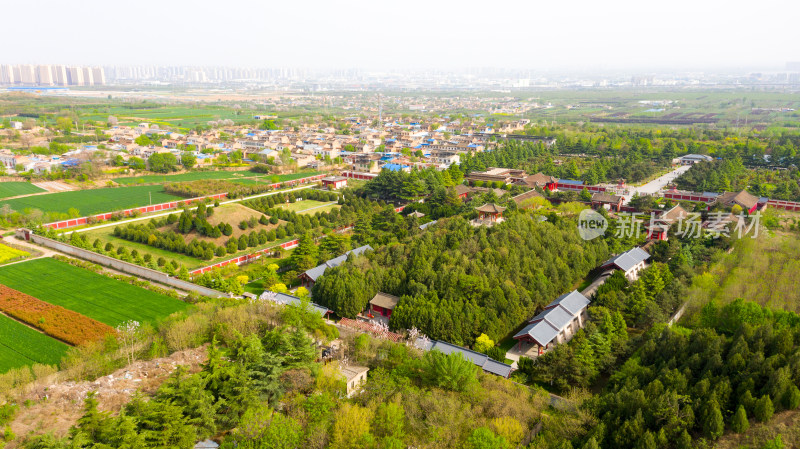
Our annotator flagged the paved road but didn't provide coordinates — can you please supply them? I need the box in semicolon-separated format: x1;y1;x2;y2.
622;165;691;205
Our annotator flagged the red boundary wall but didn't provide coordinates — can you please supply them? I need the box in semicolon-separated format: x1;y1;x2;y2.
189;239;300;275
766;199;800;212
44;174;326;230
342;171;379;181
557;184;607;193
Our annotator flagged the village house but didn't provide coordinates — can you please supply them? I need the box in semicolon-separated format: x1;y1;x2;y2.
340;365;369;398
512;290;591;356
601;247;650;281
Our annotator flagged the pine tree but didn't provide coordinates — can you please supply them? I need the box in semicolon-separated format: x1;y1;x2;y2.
730;405;749;433
703;399;724;440
755;395;775;422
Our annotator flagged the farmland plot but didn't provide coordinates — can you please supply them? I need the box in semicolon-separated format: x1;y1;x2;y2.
0;314;69;372
0;258;189;327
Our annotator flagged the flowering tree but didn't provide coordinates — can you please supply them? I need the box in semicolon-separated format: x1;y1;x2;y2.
116;320;141;365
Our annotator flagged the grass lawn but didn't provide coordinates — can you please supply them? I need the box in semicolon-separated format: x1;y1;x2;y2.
0;185;182;216
0;182;46;199
0;313;69;373
276;199;338;213
0;258;189;327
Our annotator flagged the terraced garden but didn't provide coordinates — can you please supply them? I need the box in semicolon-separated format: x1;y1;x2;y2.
0;182;46;199
0;313;69;372
0;258;189;327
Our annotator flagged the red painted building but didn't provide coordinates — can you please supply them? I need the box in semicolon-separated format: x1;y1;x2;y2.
368;292;400;318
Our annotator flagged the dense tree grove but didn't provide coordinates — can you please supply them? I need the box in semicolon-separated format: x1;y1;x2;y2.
314;214;610;346
582;300;800;449
677;158;800;201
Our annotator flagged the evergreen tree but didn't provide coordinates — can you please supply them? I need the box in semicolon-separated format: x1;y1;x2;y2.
731;405;749;433
755;395;775;422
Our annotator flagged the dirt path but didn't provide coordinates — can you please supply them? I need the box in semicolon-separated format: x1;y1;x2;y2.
6;346;208;447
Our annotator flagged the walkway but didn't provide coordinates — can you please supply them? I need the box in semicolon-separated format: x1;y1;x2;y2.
622;165;691;205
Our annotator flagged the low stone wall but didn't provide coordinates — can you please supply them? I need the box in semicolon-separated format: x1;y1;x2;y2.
27;233;227;298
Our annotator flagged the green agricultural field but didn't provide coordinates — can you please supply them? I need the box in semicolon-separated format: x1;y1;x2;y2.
113;170;322;186
0;182;46;199
0;185;182;216
0;258;189;327
0;313;69;373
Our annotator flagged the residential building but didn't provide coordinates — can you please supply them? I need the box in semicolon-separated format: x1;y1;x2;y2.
340;365;369;398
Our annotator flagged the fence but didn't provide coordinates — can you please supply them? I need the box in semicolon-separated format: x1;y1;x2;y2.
44;193;228;230
341;171;379;181
24;232;228;298
189;239;300;275
43;173;327;231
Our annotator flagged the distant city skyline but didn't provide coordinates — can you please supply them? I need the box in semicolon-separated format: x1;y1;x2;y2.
2;0;798;72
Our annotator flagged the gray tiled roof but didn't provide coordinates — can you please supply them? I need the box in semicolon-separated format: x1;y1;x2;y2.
413;338;513;378
259;292;331;316
302;244;374;282
514;290;590;347
603;247;650;273
419;220;438;230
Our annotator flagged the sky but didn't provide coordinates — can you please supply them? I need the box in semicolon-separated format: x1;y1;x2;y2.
2;0;799;72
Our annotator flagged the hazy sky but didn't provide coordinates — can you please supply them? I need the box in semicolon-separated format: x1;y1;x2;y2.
3;0;798;71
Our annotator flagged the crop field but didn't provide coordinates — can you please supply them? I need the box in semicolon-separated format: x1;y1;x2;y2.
0;182;46;199
0;283;114;345
0;258;189;327
114;170;322;187
0;313;69;372
0;243;29;264
76;104;254;129
0;185;183;216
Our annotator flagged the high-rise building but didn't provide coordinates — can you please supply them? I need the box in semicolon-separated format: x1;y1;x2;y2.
52;65;68;85
19;65;36;84
91;67;105;85
67;66;84;86
36;65;54;86
82;67;94;86
0;65;15;84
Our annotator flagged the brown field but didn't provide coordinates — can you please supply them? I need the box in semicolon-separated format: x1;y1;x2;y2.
0;284;115;345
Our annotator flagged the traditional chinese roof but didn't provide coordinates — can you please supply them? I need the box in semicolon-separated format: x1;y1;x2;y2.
591;193;623;203
257;292;331;316
512;189;544;206
602;247;650;272
369;292;401;310
302;245;373;282
475;203;506;214
717;190;759;210
513;290;590;347
414;338;513;378
660;205;689;223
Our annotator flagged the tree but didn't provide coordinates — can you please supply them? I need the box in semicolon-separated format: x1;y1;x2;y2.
473;333;495;354
134;134;153;146
423;351;478;392
148;153;178;173
730;405;749;433
783;385;800;409
128;157;146;170
181;152;197;169
466;427;508;449
580;188;593;202
755;395;774;422
330;403;374;449
291;232;318;271
702;399;724;440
